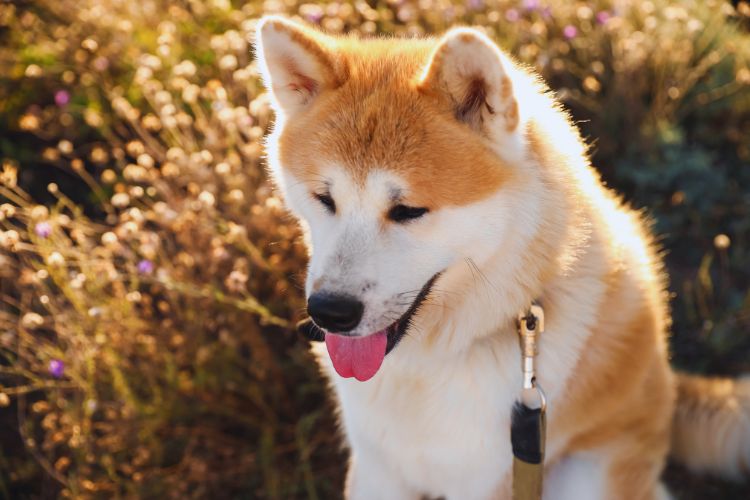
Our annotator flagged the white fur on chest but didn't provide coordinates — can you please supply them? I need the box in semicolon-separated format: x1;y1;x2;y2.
312;289;599;499
314;334;519;499
310;240;606;499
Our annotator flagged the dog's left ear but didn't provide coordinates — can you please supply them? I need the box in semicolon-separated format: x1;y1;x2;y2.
418;28;519;135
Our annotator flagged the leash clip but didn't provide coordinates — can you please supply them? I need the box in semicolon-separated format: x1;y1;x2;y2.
518;304;545;401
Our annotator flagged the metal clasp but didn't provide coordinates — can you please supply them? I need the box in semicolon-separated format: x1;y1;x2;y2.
517;303;546;411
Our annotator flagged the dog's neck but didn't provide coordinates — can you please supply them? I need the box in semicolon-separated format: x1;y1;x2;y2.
411;122;595;356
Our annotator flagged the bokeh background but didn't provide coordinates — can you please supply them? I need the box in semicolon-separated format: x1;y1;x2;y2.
1;0;749;498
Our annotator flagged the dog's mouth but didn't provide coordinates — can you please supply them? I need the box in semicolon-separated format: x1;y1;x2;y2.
297;274;440;382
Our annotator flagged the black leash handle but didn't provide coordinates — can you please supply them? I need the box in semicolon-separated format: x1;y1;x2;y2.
511;402;546;464
511;401;546;500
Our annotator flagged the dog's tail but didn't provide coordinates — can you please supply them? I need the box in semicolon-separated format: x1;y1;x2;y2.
670;373;750;479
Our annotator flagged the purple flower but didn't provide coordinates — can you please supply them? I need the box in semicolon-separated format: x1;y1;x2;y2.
541;6;552;20
34;221;52;238
137;259;154;275
505;8;520;22
563;25;578;39
48;359;64;378
596;11;612;25
54;90;70;107
466;0;484;11
522;0;540;11
303;9;323;23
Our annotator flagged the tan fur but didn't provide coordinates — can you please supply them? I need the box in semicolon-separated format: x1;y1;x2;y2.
671;374;750;478
275;38;513;208
502;91;674;500
261;18;348;88
257;16;750;499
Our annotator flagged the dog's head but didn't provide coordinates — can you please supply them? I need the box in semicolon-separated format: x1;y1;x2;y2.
256;17;542;380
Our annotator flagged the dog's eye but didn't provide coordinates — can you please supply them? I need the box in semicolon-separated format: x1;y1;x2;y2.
314;193;336;214
388;204;429;223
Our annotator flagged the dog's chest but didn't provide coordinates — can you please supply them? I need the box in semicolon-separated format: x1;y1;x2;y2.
313;339;523;497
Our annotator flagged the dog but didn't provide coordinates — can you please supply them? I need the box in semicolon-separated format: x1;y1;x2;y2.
255;16;750;500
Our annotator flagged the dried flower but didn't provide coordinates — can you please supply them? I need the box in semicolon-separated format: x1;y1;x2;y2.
19;113;40;131
1;162;17;187
136;153;155;169
182;84;200;103
126;140;145;157
25;64;43;78
81;38;98;52
21;312;44;329
134;66;153;84
101;232;119;247
173;60;197;77
84;108;103;127
55;457;72;473
111;193;131;208
46;251;65;267
198;191;216;207
219;54;238;71
89;146;108;164
0;230;20;249
101;169;117;184
224;270;248;292
31;205;49;220
58;140;73;154
228;189;244;203
583;76;601;93
0;203;15;218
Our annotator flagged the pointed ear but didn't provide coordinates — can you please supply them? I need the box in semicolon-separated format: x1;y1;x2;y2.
418;28;519;135
255;16;345;117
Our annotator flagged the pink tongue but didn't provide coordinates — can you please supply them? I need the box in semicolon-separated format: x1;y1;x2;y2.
325;331;387;382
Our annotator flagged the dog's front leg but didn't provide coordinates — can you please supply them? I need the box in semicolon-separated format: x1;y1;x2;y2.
345;452;419;500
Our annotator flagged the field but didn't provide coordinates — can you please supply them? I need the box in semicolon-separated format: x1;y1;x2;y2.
1;0;749;498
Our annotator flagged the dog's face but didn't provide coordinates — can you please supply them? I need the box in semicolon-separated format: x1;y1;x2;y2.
257;17;529;380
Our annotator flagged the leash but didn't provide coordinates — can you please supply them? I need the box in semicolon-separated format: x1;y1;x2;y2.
512;304;546;500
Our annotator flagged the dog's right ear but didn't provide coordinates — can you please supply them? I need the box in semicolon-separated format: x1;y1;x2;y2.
255;16;344;117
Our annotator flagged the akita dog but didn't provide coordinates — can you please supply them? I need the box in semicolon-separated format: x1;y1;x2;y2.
255;16;750;500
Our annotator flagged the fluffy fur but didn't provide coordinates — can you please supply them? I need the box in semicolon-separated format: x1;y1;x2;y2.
256;16;750;499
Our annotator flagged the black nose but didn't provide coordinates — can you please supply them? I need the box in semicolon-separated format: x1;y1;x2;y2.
307;293;364;333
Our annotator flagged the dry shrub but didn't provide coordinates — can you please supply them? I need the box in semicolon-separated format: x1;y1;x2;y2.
0;0;749;498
